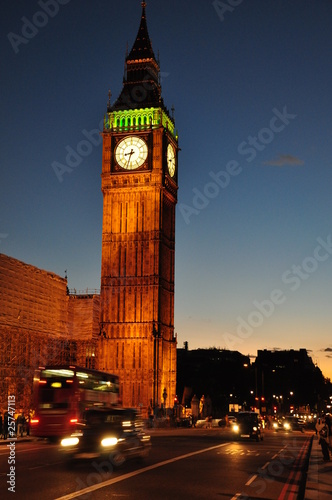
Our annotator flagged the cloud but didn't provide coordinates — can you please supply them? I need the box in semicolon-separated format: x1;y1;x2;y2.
324;347;332;358
263;154;304;167
319;347;332;358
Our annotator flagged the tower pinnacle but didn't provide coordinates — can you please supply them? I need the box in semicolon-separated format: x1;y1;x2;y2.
109;2;164;111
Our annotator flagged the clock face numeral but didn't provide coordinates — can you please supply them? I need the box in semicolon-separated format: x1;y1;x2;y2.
167;143;176;177
115;136;148;170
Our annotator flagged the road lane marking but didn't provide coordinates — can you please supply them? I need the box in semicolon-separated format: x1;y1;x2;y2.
246;474;258;486
261;461;270;470
278;437;311;500
54;442;229;500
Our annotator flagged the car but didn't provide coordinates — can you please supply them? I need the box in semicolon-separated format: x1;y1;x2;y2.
60;407;151;466
274;416;305;433
231;412;264;441
272;418;283;431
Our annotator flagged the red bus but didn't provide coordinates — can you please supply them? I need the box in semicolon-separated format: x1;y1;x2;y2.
31;365;120;440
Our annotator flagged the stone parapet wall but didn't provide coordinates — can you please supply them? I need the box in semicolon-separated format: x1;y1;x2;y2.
68;294;100;340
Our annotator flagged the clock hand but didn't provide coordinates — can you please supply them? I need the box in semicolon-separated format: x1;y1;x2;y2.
125;148;135;167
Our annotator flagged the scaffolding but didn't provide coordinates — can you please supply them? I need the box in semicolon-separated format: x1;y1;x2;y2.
0;253;100;414
0;325;97;413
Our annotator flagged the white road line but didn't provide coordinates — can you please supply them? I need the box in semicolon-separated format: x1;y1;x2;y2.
54;442;229;500
261;461;270;470
245;474;258;486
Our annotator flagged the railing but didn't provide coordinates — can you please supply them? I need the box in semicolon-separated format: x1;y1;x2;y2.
68;288;100;295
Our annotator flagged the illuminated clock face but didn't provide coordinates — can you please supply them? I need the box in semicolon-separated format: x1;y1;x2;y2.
167;144;176;177
115;136;148;170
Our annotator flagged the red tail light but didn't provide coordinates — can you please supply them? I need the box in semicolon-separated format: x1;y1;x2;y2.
30;418;39;425
69;418;78;424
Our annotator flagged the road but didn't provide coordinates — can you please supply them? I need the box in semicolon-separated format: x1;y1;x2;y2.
0;428;312;499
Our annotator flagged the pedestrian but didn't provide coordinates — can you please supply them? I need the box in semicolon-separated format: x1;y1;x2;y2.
18;414;25;437
325;414;332;452
26;414;30;436
316;416;330;461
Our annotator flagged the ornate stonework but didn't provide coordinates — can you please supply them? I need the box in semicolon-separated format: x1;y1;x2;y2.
98;3;178;414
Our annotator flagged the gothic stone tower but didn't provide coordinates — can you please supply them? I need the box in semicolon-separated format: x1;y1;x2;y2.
99;2;178;414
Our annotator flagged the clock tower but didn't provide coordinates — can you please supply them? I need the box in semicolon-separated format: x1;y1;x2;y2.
99;2;178;415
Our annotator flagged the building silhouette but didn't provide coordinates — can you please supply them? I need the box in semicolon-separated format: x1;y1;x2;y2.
253;348;329;413
177;346;251;414
177;346;332;416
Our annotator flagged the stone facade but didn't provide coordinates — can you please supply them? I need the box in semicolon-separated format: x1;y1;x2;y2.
98;4;178;414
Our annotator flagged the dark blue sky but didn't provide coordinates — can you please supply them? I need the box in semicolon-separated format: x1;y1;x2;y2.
1;0;332;379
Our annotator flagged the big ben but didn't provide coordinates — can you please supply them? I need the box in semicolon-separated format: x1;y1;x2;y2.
99;2;178;414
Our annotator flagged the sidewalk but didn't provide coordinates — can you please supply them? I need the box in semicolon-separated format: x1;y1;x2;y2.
305;434;332;499
0;435;37;445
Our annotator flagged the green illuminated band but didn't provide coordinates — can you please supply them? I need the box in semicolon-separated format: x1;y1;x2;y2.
104;107;177;139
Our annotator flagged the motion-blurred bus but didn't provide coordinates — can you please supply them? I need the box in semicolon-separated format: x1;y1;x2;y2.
31;365;120;440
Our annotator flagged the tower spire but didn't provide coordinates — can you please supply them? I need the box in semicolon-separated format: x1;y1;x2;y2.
127;0;156;63
110;2;164;111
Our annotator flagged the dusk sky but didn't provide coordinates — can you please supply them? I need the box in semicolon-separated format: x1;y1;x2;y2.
1;1;332;380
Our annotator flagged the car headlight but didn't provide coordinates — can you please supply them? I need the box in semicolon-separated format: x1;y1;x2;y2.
253;426;258;431
101;437;118;447
284;422;291;430
61;437;79;447
233;424;239;433
273;422;278;429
